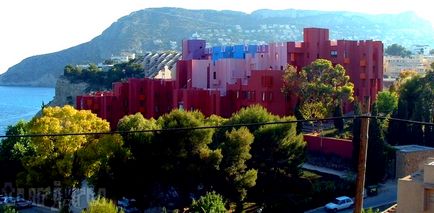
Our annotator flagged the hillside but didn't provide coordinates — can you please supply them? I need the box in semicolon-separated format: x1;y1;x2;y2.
1;7;433;87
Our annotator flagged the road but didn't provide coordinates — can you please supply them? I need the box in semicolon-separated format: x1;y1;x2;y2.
305;179;397;213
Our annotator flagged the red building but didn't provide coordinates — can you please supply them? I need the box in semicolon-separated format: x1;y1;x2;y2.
77;78;175;128
288;28;383;101
76;28;383;128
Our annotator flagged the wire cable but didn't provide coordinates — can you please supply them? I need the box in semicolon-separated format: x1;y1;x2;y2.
0;115;432;138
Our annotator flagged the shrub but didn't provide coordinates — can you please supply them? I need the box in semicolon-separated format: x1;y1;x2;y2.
0;206;18;213
190;191;227;213
82;197;123;213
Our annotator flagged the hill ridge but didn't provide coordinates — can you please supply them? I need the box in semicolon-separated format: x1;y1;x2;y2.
1;7;433;87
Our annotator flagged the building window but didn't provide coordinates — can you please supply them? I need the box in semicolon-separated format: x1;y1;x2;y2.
331;50;338;58
269;92;273;101
280;66;284;70
307;53;310;59
317;53;320;58
242;91;248;99
213;72;216;79
262;92;266;101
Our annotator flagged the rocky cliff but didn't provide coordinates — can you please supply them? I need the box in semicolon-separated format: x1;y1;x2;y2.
47;76;89;107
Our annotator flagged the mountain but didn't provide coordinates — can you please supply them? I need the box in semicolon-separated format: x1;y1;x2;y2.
1;7;434;87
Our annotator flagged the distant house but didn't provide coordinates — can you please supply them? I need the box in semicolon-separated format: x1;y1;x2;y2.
110;52;136;64
411;44;431;55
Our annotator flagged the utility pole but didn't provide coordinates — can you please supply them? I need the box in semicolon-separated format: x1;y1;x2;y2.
354;96;370;213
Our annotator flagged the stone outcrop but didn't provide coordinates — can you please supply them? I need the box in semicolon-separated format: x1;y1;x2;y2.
47;76;89;107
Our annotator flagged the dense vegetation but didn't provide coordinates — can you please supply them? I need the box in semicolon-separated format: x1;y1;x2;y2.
0;105;316;212
387;66;434;146
385;43;412;57
63;60;144;90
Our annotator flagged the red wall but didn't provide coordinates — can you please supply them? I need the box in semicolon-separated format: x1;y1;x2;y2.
226;70;293;117
304;134;353;159
173;88;221;117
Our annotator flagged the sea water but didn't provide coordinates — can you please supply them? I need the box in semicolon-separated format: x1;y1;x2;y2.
0;86;54;135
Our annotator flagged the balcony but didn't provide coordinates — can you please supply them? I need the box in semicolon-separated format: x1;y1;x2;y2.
360;59;367;67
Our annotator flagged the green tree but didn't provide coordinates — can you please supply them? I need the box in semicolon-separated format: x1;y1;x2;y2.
217;105;306;204
385;44;411;57
220;127;257;201
156;109;222;190
0;121;30;186
125;63;144;78
376;91;398;115
293;101;305;134
117;113;158;154
282;59;354;119
223;104;278;133
253;116;306;179
389;70;419;94
366;103;386;184
110;113;159;198
389;72;434;145
20;106;124;211
333;103;344;133
190;191;227;213
82;197;123;213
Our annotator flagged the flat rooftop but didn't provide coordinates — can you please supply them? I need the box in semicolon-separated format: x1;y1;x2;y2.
394;145;434;153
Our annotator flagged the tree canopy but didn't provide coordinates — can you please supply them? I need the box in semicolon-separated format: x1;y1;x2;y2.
18;106;123;211
387;70;434;146
376;91;398;115
385;44;411;57
220;127;257;201
282;59;354;119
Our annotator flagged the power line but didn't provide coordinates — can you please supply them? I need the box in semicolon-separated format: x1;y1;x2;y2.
0;115;432;139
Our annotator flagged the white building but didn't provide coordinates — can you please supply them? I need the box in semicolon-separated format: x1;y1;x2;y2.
411;44;431;55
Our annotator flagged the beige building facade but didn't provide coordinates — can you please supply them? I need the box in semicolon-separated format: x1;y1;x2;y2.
397;158;434;213
384;56;430;79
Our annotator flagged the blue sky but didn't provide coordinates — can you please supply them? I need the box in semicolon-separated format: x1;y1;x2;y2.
0;0;431;74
